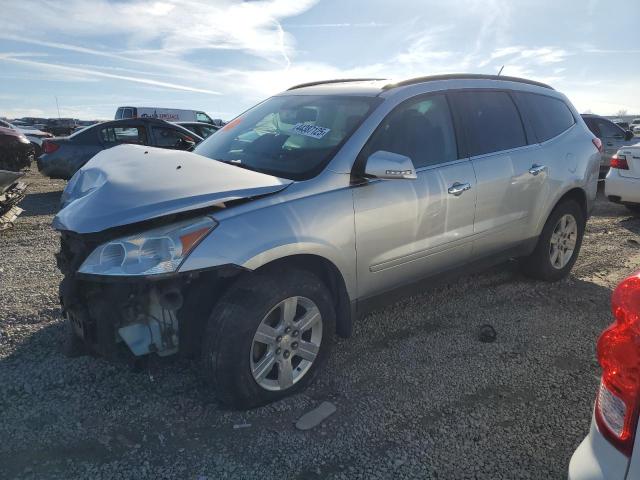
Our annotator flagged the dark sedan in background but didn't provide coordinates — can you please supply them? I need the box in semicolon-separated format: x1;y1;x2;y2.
0;118;53;157
0;126;34;171
38;118;203;179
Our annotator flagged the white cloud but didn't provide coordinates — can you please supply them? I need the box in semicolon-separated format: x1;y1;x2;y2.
1;0;638;117
0;55;221;95
285;22;388;28
0;0;317;66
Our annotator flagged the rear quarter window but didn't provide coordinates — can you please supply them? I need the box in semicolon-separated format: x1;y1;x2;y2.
516;93;575;142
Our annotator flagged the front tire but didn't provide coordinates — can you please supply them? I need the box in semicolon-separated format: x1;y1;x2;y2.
201;267;335;409
520;200;585;281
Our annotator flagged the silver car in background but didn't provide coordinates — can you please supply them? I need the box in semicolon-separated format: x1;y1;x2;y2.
54;74;600;408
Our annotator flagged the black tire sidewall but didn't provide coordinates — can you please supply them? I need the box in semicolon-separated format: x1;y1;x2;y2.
524;200;585;281
202;268;335;409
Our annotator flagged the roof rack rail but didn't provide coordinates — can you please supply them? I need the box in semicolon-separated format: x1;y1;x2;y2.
287;78;386;91
382;74;554;91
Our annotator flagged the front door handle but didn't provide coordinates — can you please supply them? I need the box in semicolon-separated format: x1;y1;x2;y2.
448;182;471;196
528;164;546;176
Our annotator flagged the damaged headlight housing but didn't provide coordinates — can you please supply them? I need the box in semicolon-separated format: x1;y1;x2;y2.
78;216;217;276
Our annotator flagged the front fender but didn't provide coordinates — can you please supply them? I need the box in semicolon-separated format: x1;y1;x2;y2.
178;188;357;299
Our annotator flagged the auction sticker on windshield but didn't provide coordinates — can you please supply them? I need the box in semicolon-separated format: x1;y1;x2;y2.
291;123;330;139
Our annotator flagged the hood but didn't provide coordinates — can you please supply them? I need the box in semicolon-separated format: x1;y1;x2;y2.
53;144;292;234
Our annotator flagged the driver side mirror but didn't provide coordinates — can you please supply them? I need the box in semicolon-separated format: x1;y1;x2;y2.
625;130;634;141
364;150;417;180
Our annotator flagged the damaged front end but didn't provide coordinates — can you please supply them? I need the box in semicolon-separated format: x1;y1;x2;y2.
56;227;241;360
52;145;292;360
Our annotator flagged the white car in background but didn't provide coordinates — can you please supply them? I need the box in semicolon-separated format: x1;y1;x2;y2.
568;271;640;479
631;119;640;134
605;144;640;214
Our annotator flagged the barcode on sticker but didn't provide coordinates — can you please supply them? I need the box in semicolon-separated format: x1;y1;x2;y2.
291;123;330;139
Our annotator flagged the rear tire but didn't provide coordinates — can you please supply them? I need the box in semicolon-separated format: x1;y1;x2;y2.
201;267;335;409
520;200;585;281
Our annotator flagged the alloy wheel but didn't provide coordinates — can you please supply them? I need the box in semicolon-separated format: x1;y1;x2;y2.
549;213;578;269
250;296;323;391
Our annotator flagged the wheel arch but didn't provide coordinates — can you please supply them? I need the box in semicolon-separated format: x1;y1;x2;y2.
532;186;588;243
254;254;353;339
554;187;588;220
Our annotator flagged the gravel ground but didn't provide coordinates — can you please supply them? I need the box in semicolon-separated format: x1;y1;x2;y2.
1;168;640;480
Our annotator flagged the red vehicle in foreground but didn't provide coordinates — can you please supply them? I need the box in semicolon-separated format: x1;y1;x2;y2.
570;271;640;479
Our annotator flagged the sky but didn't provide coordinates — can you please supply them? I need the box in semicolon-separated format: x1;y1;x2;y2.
0;0;638;120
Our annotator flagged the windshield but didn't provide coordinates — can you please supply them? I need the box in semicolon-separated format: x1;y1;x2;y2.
194;95;380;180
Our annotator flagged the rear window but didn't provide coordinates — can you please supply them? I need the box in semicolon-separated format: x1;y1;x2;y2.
593;118;624;138
453;91;527;157
517;93;575;142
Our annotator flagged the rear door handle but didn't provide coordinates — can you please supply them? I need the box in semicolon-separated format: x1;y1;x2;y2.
447;182;471;196
528;164;546;176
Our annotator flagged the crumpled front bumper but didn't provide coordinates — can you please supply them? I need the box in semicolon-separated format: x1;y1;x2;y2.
56;231;243;359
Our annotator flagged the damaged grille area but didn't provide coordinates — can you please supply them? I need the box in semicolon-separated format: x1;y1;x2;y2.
56;231;240;359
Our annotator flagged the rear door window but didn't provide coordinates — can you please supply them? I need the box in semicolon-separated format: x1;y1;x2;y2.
453;91;527;157
99;126;147;144
363;93;458;168
516;93;575;142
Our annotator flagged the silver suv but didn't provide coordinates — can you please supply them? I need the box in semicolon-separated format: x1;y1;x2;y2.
54;74;600;408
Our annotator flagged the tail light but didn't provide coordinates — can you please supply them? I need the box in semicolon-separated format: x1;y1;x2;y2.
595;272;640;456
592;137;603;153
42;141;59;154
611;154;629;170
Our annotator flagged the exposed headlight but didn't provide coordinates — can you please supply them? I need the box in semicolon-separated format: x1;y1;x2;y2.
18;135;30;144
78;216;217;276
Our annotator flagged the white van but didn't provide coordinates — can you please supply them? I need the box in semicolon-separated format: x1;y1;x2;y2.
115;106;216;124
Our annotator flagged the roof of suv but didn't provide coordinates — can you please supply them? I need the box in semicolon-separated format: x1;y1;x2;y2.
284;74;554;96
